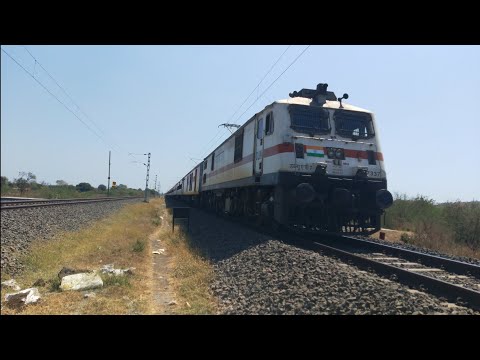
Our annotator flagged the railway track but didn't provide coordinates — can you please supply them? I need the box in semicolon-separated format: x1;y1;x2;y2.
291;234;480;310
0;196;142;210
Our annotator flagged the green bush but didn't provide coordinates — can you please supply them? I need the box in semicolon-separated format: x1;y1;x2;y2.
384;194;479;251
132;240;145;253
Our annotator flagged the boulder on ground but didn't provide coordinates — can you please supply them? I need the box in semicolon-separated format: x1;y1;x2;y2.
60;273;103;291
5;288;41;306
1;279;21;291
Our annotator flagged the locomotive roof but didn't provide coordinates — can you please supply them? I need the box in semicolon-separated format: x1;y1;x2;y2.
276;97;372;113
209;98;372;157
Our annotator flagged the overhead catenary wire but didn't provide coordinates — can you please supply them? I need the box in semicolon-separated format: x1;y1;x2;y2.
191;46;292;166
21;45;123;154
1;47;114;150
202;46;310;162
226;45;292;123
3;46;143;172
234;45;311;124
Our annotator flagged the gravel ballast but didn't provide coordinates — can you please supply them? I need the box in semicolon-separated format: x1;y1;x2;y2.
173;202;479;315
1;199;141;276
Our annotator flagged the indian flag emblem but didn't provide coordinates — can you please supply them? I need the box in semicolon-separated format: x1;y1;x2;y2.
305;145;325;157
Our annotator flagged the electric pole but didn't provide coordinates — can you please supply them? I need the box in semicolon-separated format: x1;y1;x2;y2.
154;175;157;198
107;150;111;196
144;152;151;202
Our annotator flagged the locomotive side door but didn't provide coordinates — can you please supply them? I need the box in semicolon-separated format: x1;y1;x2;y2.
253;117;264;177
198;162;203;192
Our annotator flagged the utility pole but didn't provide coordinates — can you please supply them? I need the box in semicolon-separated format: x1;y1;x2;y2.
107;150;111;196
144;152;151;202
154;175;157;198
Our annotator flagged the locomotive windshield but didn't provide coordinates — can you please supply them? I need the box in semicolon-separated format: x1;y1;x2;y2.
334;110;374;139
288;105;330;135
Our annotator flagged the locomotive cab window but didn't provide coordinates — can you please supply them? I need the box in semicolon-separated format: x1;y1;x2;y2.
234;129;244;163
334;110;374;140
265;112;274;136
288;105;330;135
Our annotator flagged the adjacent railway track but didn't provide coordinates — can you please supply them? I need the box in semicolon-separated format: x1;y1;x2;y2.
0;196;142;210
292;234;480;310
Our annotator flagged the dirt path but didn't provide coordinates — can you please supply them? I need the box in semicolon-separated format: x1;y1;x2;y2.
149;219;177;314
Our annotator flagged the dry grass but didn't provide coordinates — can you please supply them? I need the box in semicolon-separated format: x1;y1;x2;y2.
152;199;216;314
371;228;480;260
1;200;160;315
406;222;480;260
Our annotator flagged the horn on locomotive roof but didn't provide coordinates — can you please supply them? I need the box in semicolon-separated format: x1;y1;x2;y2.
289;83;338;104
338;93;349;109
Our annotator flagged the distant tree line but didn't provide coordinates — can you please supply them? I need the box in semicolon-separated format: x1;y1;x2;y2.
0;172;152;199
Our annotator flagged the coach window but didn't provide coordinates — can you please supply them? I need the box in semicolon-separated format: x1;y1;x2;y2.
189;173;193;191
265;112;274;136
234;128;244;163
203;173;206;184
204;159;207;170
211;152;215;171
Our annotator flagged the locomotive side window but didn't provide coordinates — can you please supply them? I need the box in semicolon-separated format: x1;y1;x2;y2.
257;118;264;139
265;112;274;135
334;110;374;139
288;105;330;135
234;128;244;163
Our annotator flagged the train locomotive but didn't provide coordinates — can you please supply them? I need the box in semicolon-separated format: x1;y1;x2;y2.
166;83;393;234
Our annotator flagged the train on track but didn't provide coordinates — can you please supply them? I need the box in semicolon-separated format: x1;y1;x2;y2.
166;83;393;234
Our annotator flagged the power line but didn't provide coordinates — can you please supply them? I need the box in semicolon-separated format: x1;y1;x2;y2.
21;45;123;154
235;45;311;124
3;46;142;172
191;46;292;165
2;47;113;149
226;45;292;123
196;46;311;164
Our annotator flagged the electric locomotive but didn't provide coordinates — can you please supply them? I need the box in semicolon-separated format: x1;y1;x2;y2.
167;83;393;234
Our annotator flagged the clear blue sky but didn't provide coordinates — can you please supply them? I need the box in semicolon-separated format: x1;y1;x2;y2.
1;45;479;202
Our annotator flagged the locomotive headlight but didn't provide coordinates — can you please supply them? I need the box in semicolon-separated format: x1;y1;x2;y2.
327;148;336;159
376;189;393;209
335;148;344;159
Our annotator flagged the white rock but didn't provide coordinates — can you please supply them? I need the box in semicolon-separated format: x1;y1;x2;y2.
100;264;134;276
60;273;103;291
100;264;115;273
84;292;96;299
5;288;41;306
1;279;21;291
